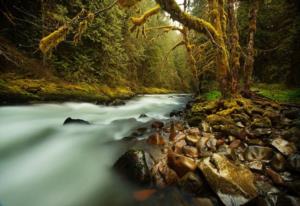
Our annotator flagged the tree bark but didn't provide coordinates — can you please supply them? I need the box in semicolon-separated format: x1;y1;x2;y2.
208;0;231;98
227;0;240;96
243;0;259;96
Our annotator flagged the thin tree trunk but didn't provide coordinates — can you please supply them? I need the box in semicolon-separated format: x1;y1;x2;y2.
209;0;231;98
243;0;259;96
228;0;241;96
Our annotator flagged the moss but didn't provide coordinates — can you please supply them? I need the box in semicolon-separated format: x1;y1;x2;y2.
253;84;300;103
203;90;222;101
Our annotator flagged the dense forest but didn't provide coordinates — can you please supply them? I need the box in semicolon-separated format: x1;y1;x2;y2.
0;0;300;206
1;0;299;103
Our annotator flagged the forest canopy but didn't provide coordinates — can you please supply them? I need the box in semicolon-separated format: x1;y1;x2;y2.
0;0;299;99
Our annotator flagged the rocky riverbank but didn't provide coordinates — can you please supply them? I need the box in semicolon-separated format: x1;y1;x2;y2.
113;96;300;205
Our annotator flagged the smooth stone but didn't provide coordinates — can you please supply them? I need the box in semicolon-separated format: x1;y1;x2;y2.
247;161;264;171
178;172;204;194
287;153;300;172
251;117;272;128
271;137;296;156
147;132;165;145
265;167;285;186
244;146;273;161
182;145;199;158
185;134;200;145
151;121;164;129
172;139;186;154
229;139;241;149
167;152;197;177
271;153;286;171
198;154;258;206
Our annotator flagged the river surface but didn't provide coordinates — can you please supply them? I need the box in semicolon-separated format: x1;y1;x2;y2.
0;94;191;206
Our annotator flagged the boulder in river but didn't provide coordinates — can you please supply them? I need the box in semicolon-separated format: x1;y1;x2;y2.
151;120;164;130
63;117;90;125
139;113;148;118
113;149;154;185
198;154;258;205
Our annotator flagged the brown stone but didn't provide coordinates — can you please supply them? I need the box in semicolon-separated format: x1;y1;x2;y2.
173;139;186;154
151;121;164;129
265;167;285;186
229;139;241;149
147;132;165;145
167;152;197;177
182;145;199;158
185;134;200;145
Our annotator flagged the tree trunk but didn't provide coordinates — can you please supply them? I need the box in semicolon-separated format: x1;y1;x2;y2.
243;0;259;96
227;0;241;96
208;0;231;98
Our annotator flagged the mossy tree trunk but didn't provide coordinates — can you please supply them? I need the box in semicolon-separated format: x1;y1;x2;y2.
208;0;231;98
243;0;259;96
154;0;231;97
227;0;241;96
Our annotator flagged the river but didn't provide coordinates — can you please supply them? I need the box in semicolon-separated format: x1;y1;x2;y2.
0;94;191;206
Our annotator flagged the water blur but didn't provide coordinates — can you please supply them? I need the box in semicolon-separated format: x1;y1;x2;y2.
0;94;191;206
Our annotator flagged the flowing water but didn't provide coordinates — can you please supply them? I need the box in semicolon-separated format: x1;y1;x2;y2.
0;94;191;206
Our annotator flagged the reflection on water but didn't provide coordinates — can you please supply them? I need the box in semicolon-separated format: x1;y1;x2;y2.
0;94;190;206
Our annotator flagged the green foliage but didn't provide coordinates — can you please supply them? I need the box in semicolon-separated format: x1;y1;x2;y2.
203;90;221;101
253;84;300;103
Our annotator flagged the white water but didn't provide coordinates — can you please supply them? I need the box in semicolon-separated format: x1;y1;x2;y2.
0;94;190;206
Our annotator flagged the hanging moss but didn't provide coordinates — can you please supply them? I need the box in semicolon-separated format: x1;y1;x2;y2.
39;25;69;54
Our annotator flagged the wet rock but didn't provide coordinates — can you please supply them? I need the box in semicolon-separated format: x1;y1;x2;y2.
271;153;286;171
213;124;245;139
170;110;183;117
139;113;148;118
286;179;300;196
198;154;258;205
151;160;178;187
188;127;201;135
287;153;300;172
265;167;285;186
247;161;264;171
63;117;90;125
236;121;245;128
263;110;281;125
244;146;273;161
109;99;125;106
206;114;235;126
172;139;186;154
231;113;250;125
182;145;199;158
283;108;300;120
185;134;200;146
113;149;154;185
271;137;296;156
247;139;265;146
191;197;216;206
147;132;165;145
178;172;204;194
250;128;272;138
251;117;272;128
229;139;241;149
200;121;211;132
167;152;197;177
151;121;164;130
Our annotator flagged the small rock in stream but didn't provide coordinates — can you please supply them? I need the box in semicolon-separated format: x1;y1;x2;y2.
63;117;90;125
